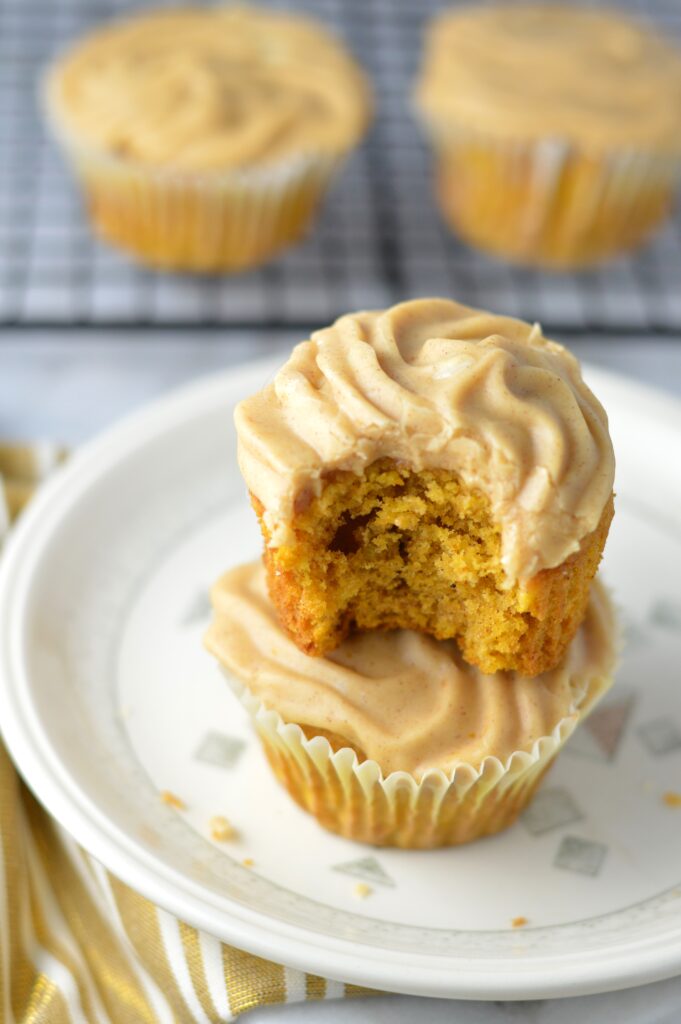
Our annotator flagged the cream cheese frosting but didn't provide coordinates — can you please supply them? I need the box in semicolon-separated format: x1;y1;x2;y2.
48;7;371;171
235;298;615;582
415;5;681;152
205;562;616;777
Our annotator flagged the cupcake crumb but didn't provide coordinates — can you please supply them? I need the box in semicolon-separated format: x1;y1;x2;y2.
511;916;528;929
663;791;681;808
353;882;372;900
242;857;255;868
210;815;238;842
160;790;185;810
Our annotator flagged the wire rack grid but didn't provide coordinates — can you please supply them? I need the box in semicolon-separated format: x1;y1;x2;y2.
1;0;681;331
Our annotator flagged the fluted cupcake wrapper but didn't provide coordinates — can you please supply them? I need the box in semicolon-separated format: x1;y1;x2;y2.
43;74;343;272
222;665;614;849
417;114;681;268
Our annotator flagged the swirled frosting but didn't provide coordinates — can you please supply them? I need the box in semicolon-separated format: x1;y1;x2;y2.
205;562;616;776
48;7;371;170
415;5;681;151
236;298;614;582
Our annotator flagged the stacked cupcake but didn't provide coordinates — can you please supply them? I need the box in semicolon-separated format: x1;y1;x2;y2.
206;298;618;848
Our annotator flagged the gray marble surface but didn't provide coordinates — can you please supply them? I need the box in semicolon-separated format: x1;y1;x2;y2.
2;329;681;1023
2;331;681;442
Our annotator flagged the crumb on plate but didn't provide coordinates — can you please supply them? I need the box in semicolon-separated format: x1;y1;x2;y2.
160;790;185;810
209;815;238;842
511;916;528;929
353;882;372;900
242;857;255;868
663;791;681;808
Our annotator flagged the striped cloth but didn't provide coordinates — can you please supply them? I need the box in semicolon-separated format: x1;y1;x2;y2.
0;443;373;1023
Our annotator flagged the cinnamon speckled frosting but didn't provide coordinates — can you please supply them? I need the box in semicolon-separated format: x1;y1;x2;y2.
235;298;615;582
205;562;616;777
47;7;371;170
415;5;681;151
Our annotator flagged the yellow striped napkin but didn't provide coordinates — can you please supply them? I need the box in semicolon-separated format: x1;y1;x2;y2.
0;443;374;1022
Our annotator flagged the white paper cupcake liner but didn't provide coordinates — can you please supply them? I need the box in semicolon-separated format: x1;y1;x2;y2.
221;660;615;848
417;114;681;267
42;71;345;271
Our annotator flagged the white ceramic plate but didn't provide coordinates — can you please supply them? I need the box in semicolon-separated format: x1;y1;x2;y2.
2;359;681;1001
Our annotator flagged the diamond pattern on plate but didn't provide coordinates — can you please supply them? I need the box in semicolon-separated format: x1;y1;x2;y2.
194;732;246;770
332;856;395;888
649;599;681;631
181;590;212;627
521;787;583;836
621;617;649;651
638;718;681;757
554;836;608;877
565;693;635;762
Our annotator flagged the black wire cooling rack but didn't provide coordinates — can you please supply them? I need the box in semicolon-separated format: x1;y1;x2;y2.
1;0;681;331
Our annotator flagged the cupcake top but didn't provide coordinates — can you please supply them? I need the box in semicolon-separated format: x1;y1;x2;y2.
46;6;371;171
206;562;616;777
415;4;681;151
236;298;615;582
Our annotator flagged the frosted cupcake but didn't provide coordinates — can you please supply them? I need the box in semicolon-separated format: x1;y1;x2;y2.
205;562;617;848
414;5;681;268
235;298;615;676
44;6;371;271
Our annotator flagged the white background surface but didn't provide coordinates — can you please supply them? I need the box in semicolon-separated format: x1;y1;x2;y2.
2;328;681;1023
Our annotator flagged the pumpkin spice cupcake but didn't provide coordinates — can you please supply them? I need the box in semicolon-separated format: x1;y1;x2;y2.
235;298;615;676
44;6;371;271
414;5;681;268
205;562;618;848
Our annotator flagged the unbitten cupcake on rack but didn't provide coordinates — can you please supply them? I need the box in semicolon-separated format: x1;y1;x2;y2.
414;5;681;268
44;6;372;271
235;298;615;676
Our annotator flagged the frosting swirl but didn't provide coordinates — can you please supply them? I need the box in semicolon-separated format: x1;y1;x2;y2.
415;5;681;151
236;298;614;582
205;562;616;777
48;7;371;171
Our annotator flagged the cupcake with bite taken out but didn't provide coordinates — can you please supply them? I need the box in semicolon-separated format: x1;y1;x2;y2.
234;298;615;677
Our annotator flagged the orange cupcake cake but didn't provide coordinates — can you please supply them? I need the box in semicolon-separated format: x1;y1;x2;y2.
415;5;681;268
235;298;615;675
205;562;617;848
44;6;371;271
